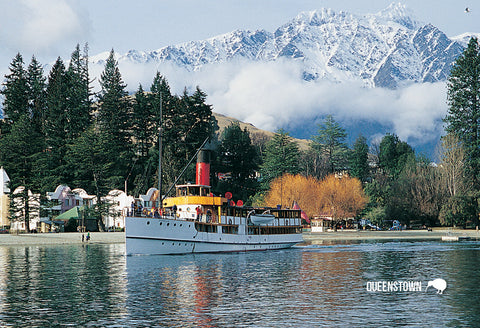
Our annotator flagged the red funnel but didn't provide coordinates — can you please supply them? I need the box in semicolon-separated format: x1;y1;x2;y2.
196;149;210;186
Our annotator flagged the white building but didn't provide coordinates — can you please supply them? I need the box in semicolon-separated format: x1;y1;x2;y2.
0;167;10;229
138;187;159;209
10;186;40;232
103;189;134;230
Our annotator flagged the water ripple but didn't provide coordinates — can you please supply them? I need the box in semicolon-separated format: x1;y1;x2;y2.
0;240;479;327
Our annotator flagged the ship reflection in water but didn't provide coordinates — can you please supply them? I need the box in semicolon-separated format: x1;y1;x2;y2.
1;241;480;327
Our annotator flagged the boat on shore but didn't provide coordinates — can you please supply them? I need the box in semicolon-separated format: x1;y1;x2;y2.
125;149;303;255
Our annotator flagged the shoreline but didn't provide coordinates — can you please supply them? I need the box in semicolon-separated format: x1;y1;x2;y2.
0;232;125;246
302;228;480;241
0;229;479;246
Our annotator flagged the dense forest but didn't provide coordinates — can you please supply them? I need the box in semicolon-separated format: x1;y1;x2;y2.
1;38;480;230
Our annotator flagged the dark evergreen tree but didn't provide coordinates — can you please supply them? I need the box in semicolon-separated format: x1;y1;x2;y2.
444;37;480;187
148;73;174;194
312;115;348;174
214;123;260;202
97;49;129;141
67;127;115;231
96;49;132;189
1;53;28;126
260;129;300;189
26;56;47;133
185;87;216;148
378;133;414;179
66;44;92;139
0;54;46;231
41;57;70;191
0;115;43;231
130;84;156;196
133;84;154;158
349;135;370;182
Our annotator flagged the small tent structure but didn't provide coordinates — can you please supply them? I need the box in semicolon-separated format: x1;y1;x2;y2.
55;206;97;231
55;206;81;221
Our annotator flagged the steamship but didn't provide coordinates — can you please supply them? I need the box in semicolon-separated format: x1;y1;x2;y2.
125;150;303;255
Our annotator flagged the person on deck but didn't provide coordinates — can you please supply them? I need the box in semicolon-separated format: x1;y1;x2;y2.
196;206;202;221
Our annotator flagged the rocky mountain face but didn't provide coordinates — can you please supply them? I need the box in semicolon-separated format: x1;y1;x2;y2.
91;3;464;89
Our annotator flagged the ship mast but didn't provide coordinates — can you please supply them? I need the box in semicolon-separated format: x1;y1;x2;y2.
158;92;163;209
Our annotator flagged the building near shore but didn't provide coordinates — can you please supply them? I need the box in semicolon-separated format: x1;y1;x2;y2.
10;186;40;232
103;189;134;230
46;185;96;217
0;167;10;229
311;216;333;232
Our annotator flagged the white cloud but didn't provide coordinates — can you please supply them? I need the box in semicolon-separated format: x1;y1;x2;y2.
0;0;90;59
101;57;448;147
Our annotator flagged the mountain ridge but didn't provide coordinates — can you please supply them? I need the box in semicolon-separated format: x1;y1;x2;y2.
84;3;479;157
90;3;466;89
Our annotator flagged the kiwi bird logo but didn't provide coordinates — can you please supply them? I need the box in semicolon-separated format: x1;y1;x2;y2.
425;278;447;294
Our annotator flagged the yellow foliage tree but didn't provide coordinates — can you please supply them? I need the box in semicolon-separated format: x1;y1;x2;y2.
319;174;368;219
264;173;368;221
263;173;321;219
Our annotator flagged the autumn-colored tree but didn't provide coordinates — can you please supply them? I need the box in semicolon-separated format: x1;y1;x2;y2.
263;173;321;219
318;174;368;220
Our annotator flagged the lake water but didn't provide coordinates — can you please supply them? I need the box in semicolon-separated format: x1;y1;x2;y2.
0;239;479;327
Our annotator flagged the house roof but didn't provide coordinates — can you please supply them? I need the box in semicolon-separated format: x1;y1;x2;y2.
54;206;80;221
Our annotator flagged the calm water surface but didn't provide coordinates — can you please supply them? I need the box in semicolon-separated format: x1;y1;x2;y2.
0;239;479;327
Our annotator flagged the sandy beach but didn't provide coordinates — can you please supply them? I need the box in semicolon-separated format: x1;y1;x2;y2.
0;228;479;246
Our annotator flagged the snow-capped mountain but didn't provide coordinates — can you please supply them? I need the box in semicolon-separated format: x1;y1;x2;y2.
91;3;464;89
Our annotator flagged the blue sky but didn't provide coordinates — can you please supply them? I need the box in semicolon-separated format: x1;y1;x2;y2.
0;0;478;68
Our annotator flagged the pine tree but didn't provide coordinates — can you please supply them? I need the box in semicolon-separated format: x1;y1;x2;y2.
26;56;47;133
1;54;45;231
215;123;260;202
260;129;300;189
41;57;70;190
444;37;480;186
149;73;175;193
130;84;155;196
67;127;115;231
97;49;129;142
1;53;28;125
378;134;414;179
0;115;43;231
349;135;370;182
132;84;154;158
312;115;348;174
186;87;216;148
97;49;132;189
66;43;92;139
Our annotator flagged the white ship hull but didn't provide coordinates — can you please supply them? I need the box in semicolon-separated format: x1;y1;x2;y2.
125;216;303;255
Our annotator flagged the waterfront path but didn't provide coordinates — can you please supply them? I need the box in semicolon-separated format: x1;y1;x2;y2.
0;232;125;246
303;228;480;241
0;229;479;246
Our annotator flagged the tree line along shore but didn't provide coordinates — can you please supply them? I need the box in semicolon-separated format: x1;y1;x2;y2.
1;39;480;233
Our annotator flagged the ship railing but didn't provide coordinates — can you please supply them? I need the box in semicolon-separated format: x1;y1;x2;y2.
128;207;179;219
